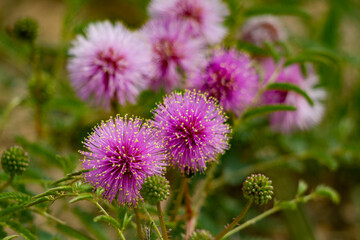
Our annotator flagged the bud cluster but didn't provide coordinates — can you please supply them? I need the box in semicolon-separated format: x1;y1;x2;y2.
141;175;170;205
242;173;273;205
1;146;29;175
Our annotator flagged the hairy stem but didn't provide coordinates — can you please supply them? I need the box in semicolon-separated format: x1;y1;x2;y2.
142;203;163;240
157;202;168;240
91;200;126;240
134;207;144;240
215;199;253;240
0;174;15;191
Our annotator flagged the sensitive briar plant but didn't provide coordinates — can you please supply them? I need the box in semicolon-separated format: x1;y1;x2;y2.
143;19;205;91
151;90;231;174
80;115;166;206
68;21;152;108
1;146;29;175
149;0;229;44
189;49;259;115
261;58;325;133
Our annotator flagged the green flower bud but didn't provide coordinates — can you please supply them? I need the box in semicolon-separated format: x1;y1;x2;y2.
141;175;170;205
1;146;29;175
13;17;38;42
242;173;273;205
190;229;214;240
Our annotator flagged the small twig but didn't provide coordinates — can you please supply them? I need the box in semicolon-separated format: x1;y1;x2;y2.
184;178;194;240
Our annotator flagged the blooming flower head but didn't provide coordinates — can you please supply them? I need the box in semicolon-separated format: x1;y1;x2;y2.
81;115;166;206
149;0;229;44
189;49;259;115
241;15;287;47
143;19;205;91
68;21;152;108
261;58;325;133
151;90;231;174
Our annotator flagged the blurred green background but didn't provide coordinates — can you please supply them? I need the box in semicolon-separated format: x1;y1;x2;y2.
1;0;360;239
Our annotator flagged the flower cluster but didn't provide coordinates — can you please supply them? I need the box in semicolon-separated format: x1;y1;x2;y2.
261;58;325;133
189;49;258;115
151;90;231;174
68;21;152;108
149;0;228;44
81;115;166;206
242;173;274;205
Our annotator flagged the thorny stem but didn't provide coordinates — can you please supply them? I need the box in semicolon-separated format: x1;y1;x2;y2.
91;200;126;240
223;193;317;239
134;206;144;240
142;202;163;240
184;177;194;240
214;199;253;240
170;177;186;221
157;202;168;240
0;173;15;191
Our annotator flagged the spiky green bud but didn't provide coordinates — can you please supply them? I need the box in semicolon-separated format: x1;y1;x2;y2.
141;175;170;205
1;146;29;175
242;173;273;205
190;229;214;240
13;17;38;42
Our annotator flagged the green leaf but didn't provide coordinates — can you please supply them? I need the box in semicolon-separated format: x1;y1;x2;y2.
297;180;308;197
0;192;31;202
266;82;314;106
285;49;339;67
245;5;311;19
69;194;93;204
25;197;51;207
3;235;19;240
5;220;36;240
33;186;73;199
0;204;26;220
315;185;340;204
242;105;297;120
94;215;121;230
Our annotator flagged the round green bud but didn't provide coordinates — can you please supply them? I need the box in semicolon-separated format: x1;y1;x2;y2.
1;146;29;175
141;175;170;205
190;229;214;240
13;17;38;42
242;173;273;205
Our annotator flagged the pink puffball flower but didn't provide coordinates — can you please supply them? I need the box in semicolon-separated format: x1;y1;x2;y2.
151;90;231;174
241;15;287;47
149;0;229;44
261;58;325;133
81;115;166;206
189;49;259;116
68;21;152;108
143;19;205;92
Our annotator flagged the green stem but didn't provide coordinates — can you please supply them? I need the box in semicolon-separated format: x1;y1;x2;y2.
142;203;163;240
91;200;126;240
0;173;15;191
157;202;168;240
223;193;317;239
214;199;253;240
170;177;186;221
134;207;144;240
224;206;280;239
